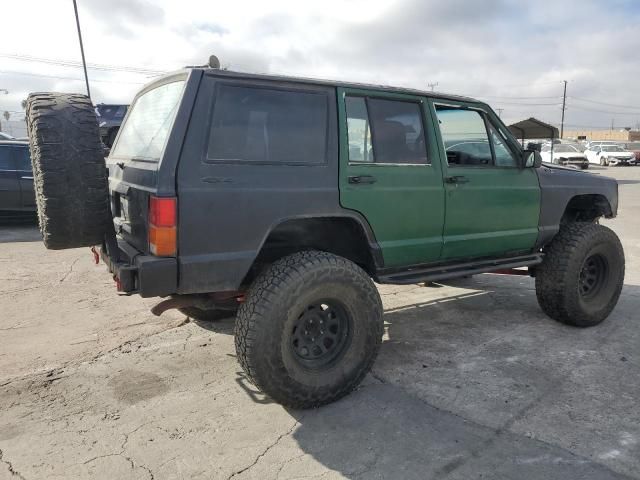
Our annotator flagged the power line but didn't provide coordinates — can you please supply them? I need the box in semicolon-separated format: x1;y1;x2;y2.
0;69;145;85
566;103;640;116
569;96;640;110
0;53;167;75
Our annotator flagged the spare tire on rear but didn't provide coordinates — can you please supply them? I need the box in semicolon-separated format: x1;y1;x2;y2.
26;93;111;250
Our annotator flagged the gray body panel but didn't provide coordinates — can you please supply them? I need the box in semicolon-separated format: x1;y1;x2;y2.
175;73;379;293
535;164;618;247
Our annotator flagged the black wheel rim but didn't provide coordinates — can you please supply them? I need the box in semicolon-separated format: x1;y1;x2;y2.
579;253;608;298
290;301;351;370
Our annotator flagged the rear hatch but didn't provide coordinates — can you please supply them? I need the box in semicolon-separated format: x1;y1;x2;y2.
107;73;188;253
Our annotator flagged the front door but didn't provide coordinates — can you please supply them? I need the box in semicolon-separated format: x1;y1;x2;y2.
338;88;445;268
432;101;540;260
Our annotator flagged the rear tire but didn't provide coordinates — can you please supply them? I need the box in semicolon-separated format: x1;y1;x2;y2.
535;223;624;327
26;93;111;249
235;251;383;408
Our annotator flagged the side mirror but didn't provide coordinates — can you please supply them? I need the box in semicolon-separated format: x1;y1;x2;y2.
524;149;542;168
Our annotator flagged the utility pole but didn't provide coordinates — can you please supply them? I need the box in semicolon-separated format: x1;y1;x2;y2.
497;108;504;118
428;82;438;92
72;0;91;99
0;89;7;132
560;80;567;139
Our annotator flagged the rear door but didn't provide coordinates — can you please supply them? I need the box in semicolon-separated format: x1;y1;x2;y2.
338;88;445;267
0;145;21;212
432;101;540;260
12;146;35;209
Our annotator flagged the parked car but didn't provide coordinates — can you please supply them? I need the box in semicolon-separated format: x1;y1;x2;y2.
623;142;640;164
540;144;589;169
96;103;129;148
587;144;637;166
25;61;624;409
584;140;620;151
0;140;35;216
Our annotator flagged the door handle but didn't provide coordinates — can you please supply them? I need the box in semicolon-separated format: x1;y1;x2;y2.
445;175;469;184
348;175;376;185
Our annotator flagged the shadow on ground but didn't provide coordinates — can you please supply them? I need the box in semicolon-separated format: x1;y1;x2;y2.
228;275;639;479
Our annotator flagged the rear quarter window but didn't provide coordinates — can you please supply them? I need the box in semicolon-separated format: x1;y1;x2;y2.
207;84;328;165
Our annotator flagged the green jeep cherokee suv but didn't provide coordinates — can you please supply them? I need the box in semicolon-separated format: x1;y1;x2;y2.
26;57;624;408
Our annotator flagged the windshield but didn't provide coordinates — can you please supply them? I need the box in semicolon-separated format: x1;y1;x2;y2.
111;80;185;161
554;145;578;153
602;145;624;152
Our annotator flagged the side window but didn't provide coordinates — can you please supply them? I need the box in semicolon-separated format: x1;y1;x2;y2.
345;96;428;165
0;147;13;170
345;97;373;162
488;124;518;167
13;147;32;171
368;98;428;165
208;85;328;164
435;106;491;166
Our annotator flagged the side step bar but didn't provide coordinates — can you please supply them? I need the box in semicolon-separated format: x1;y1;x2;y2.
377;254;543;285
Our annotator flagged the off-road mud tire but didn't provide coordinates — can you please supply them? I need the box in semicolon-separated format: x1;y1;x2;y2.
536;223;624;327
26;93;110;249
235;251;383;408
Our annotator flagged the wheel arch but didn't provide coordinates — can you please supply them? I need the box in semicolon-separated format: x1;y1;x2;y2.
241;215;383;286
561;194;613;224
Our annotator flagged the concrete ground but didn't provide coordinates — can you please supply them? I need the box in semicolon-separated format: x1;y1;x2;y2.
1;164;639;480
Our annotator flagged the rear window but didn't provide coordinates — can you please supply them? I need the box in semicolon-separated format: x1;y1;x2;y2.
111;80;185;162
207;85;328;164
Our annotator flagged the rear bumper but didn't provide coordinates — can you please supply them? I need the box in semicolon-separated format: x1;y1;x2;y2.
100;238;177;298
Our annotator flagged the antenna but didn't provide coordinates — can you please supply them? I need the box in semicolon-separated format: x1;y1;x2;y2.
208;55;221;69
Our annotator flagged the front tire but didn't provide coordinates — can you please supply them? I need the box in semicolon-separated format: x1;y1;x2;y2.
235;251;383;408
535;223;624;327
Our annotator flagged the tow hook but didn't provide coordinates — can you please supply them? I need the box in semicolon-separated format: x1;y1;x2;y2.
90;246;100;265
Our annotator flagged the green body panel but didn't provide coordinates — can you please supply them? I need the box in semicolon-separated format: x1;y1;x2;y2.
337;88;541;269
337;87;446;267
426;100;541;260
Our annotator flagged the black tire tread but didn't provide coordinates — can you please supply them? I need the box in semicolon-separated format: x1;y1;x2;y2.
26;92;110;249
536;222;624;327
235;251;383;408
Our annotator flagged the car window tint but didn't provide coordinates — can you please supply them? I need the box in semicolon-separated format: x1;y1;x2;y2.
13;147;31;171
435;107;492;166
208;85;328;164
0;147;13;170
367;98;428;165
345;97;374;162
488;124;518;167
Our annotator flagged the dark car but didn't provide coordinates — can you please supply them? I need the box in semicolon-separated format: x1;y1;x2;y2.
0;140;35;217
96;103;129;148
623;142;640;165
25;60;624;409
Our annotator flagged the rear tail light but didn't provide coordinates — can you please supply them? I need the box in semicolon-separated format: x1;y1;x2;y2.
148;196;177;256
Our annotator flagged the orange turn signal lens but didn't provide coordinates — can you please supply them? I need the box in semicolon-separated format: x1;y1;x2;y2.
149;226;176;256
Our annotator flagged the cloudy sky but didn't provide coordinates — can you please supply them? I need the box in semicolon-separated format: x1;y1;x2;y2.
2;0;640;131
